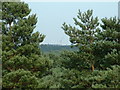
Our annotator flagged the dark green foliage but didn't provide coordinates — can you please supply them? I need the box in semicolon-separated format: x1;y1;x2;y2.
91;65;120;88
62;9;120;70
40;44;78;53
60;51;92;70
62;10;99;50
62;10;101;71
2;2;51;89
2;1;120;89
3;69;39;88
93;17;120;69
37;65;120;88
60;9;120;88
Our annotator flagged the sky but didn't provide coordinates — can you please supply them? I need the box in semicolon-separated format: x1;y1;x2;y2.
24;1;118;45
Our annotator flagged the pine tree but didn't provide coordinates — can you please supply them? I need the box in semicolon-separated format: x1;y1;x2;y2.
94;17;120;68
62;10;100;71
2;2;52;88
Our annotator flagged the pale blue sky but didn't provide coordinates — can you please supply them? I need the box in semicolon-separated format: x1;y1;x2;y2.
27;2;118;45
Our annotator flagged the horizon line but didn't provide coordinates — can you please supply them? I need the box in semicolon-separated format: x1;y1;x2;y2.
22;0;119;2
40;43;71;45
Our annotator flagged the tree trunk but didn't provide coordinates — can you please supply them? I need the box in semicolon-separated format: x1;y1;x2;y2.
91;64;94;71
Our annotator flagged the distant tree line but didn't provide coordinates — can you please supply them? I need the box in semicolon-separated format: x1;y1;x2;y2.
40;44;78;52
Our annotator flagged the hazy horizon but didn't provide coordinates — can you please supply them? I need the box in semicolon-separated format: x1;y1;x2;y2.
26;2;118;45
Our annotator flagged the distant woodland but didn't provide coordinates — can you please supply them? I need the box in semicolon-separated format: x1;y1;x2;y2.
40;44;78;53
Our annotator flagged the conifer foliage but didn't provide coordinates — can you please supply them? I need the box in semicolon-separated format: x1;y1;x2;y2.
61;10;120;88
1;1;120;89
62;9;120;70
62;10;100;71
2;2;52;88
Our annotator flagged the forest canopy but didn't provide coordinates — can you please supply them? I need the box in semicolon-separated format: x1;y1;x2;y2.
1;1;120;89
